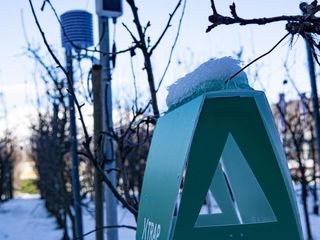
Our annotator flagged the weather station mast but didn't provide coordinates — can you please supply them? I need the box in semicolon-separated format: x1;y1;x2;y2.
95;1;123;240
60;9;94;240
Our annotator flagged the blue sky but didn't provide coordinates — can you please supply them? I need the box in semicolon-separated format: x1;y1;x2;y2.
0;0;313;138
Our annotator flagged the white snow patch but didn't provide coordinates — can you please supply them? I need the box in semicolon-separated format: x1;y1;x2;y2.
0;196;136;240
1;189;319;239
166;57;250;108
0;197;62;240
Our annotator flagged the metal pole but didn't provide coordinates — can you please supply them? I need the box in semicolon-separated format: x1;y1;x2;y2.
92;64;104;240
305;40;320;167
66;49;84;240
98;16;119;240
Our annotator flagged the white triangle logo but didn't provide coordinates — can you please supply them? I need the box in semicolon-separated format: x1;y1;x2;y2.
195;133;277;227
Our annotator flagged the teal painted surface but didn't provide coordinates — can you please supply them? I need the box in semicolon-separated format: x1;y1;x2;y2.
255;93;303;228
137;90;303;240
136;96;204;240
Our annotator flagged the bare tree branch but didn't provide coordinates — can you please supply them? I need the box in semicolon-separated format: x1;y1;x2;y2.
129;52;139;112
122;22;140;45
149;0;182;56
225;33;290;84
207;1;320;82
76;225;136;240
156;0;187;92
210;0;218;15
28;0;138;217
126;0;160;117
42;0;136;57
26;48;66;108
206;1;320;33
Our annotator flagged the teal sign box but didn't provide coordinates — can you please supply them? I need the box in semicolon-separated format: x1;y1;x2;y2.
136;90;303;240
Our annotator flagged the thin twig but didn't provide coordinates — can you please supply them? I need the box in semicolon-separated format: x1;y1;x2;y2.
283;49;313;115
26;47;66;109
126;0;161;117
210;0;218;15
29;0;138;217
130;51;139;112
122;22;140;44
225;33;290;84
149;0;183;56
156;0;187;92
206;1;320;32
76;225;136;239
20;10;30;48
45;0;104;55
43;0;134;57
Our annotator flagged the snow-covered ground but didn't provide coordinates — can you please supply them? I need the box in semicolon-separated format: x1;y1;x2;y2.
296;193;320;240
0;195;136;240
0;196;62;240
0;193;319;240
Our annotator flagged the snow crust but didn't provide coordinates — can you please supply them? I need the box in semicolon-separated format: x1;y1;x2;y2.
0;196;136;240
0;190;319;239
166;57;251;109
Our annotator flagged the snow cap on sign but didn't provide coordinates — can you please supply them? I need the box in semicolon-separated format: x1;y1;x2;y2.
166;57;251;109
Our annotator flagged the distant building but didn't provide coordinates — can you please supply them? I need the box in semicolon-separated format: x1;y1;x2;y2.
271;94;319;183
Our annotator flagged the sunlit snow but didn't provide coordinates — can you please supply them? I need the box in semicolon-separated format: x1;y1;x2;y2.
166;57;251;109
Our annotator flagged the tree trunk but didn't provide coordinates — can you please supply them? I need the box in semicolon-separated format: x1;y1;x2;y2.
295;141;312;240
310;125;319;215
92;64;104;240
